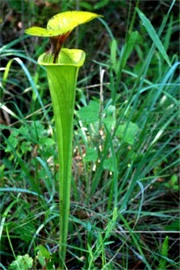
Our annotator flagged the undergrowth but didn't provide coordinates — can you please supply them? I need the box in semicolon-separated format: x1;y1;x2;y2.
0;1;179;269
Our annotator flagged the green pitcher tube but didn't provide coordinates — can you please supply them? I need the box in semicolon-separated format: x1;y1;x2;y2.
38;48;86;264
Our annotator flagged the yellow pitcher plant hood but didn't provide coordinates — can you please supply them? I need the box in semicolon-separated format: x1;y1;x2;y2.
25;11;102;37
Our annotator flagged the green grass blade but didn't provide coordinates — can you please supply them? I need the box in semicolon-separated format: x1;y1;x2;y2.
0;188;43;198
119;214;152;270
136;8;171;66
157;236;169;270
104;124;118;209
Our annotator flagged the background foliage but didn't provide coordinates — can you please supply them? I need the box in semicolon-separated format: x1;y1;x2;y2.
0;0;179;269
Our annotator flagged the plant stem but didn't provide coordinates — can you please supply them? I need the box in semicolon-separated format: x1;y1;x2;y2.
50;32;70;63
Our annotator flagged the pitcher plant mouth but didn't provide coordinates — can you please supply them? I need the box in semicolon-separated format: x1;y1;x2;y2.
38;48;86;67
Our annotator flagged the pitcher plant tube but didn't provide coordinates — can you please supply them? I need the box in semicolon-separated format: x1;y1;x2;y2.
25;11;101;267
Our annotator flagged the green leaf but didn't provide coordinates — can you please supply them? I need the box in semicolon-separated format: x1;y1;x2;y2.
78;100;100;124
157;236;169;270
79;1;93;10
170;174;178;185
94;0;110;10
84;147;98;162
164;174;179;191
121;31;139;69
116;121;139;145
25;11;102;37
9;254;33;270
103;157;114;172
165;220;180;231
103;105;116;130
136;8;171;66
14;223;35;243
110;39;118;71
39;137;55;146
103;115;116;130
37;245;51;259
5;133;18;152
36;245;51;267
21;141;32;154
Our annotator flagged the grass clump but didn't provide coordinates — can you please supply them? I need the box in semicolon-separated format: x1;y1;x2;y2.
0;1;179;269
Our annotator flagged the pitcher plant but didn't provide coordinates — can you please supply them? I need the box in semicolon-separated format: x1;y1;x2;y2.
25;11;101;267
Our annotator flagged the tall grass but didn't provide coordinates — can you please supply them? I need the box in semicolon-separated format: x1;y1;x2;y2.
0;1;179;269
